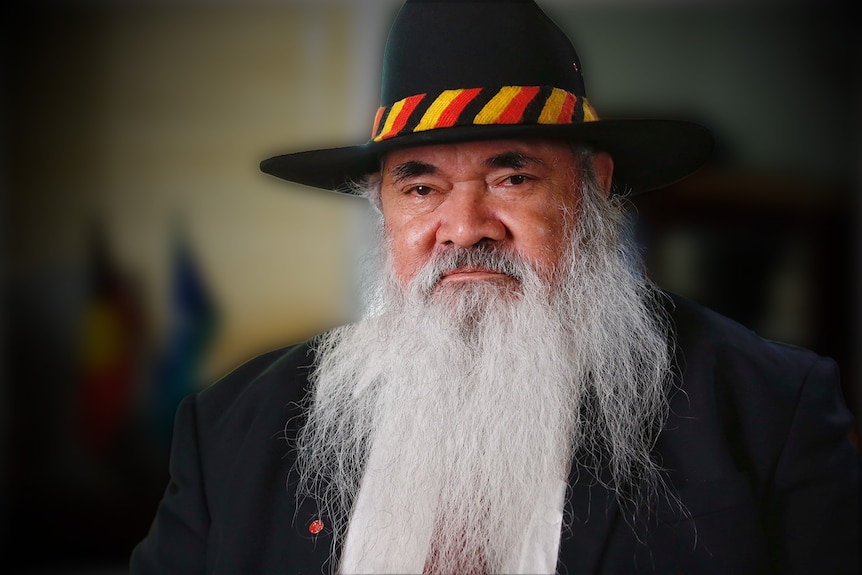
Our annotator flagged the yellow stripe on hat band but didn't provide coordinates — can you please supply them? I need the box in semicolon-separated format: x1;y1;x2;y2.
538;88;569;124
582;98;599;122
473;86;522;125
377;98;408;140
415;89;465;132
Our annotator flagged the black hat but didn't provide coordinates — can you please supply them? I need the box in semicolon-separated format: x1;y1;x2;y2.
260;0;713;195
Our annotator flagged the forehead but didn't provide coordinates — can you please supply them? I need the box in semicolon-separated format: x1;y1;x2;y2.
381;138;576;174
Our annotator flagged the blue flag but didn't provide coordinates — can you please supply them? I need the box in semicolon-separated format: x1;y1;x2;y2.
153;227;219;448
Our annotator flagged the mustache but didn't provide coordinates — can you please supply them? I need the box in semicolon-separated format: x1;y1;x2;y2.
409;243;532;296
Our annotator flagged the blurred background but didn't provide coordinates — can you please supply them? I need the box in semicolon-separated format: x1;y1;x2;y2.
2;0;858;572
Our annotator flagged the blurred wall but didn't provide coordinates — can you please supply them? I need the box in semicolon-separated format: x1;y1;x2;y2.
6;0;395;381
2;0;859;573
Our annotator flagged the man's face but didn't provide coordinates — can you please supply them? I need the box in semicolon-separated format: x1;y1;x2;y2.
379;138;613;292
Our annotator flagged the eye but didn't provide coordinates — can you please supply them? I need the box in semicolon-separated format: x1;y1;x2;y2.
409;185;433;196
501;174;532;186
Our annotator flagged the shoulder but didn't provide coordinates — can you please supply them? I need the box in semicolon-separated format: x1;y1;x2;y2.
657;293;858;575
658;291;852;482
131;340;327;573
199;341;317;413
184;340;319;449
662;290;833;386
660;291;846;462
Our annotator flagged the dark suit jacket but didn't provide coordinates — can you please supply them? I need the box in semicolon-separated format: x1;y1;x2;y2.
130;294;859;574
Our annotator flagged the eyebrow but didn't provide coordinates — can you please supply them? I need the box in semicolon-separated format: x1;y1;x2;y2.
485;151;545;170
389;160;438;183
388;150;545;183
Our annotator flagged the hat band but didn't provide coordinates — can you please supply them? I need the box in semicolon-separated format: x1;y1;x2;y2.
371;85;598;143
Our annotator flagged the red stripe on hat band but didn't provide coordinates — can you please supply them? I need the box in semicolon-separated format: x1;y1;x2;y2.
371;107;386;137
558;92;577;124
435;88;483;129
496;86;541;124
378;94;426;141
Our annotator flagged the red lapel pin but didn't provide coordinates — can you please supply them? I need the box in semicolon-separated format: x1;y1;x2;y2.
309;519;324;534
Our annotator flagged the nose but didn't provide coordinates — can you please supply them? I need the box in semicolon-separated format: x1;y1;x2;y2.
434;185;507;247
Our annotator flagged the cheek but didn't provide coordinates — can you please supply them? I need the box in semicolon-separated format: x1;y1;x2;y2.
385;217;437;285
510;209;572;271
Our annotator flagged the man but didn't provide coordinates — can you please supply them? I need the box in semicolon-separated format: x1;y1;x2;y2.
131;1;859;573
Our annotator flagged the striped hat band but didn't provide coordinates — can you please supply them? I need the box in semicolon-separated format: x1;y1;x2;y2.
371;85;599;143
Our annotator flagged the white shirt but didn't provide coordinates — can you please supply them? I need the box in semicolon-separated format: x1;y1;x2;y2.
341;464;567;574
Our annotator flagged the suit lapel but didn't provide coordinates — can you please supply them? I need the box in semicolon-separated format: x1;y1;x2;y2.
290;490;338;571
556;460;623;574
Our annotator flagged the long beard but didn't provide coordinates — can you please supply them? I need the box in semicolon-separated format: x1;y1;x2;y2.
294;183;674;573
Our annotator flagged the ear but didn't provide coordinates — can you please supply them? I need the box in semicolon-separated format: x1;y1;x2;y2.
590;152;614;197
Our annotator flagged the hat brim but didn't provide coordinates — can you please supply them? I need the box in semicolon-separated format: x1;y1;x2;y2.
259;119;713;196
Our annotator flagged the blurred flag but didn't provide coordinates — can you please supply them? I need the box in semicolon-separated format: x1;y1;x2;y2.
153;225;219;447
77;221;145;454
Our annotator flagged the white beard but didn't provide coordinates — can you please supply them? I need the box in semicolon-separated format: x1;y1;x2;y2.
294;176;674;574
